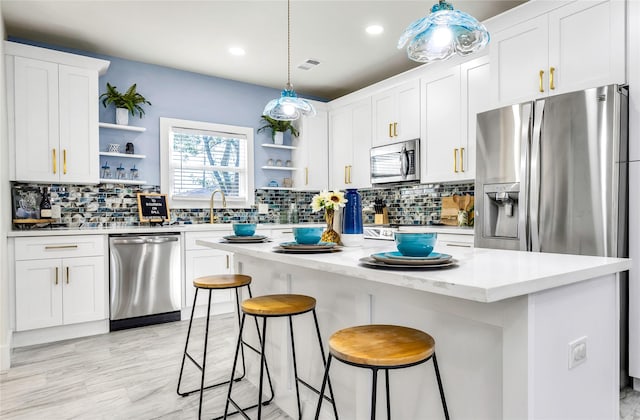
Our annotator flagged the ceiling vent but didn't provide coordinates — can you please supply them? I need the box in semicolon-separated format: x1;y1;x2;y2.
297;58;321;71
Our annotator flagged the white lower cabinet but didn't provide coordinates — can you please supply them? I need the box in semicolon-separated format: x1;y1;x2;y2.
14;236;106;331
183;231;235;317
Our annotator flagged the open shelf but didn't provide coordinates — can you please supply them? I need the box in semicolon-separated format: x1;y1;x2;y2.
261;143;296;150
261;166;297;171
99;151;147;159
99;122;146;132
99;179;147;185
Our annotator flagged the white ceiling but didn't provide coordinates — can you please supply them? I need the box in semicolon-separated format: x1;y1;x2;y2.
1;0;526;100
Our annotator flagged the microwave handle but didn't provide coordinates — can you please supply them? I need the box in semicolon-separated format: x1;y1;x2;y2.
400;146;409;179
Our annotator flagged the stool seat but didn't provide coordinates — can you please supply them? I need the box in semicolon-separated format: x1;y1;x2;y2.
242;294;316;316
193;274;251;289
329;324;435;367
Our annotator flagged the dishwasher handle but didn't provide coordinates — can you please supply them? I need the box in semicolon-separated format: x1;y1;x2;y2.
111;236;179;245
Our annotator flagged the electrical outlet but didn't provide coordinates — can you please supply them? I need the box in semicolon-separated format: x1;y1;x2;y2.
258;203;269;214
568;336;587;369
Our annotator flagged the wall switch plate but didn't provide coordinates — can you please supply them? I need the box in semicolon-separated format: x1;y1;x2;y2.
258;203;269;214
568;336;587;369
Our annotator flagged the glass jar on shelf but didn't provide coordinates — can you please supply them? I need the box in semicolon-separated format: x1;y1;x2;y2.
101;162;111;179
129;165;139;180
116;163;126;180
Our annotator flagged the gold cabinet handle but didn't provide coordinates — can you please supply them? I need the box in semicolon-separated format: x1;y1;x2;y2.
63;149;67;174
226;255;229;269
388;123;393;138
52;149;57;174
453;149;459;173
460;147;465;172
66;266;70;284
55;267;59;285
393;122;398;137
549;67;555;90
344;165;348;184
348;165;352;184
539;70;545;93
45;245;78;250
305;167;309;185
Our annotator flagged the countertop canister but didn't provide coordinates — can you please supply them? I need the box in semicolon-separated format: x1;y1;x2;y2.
341;188;364;246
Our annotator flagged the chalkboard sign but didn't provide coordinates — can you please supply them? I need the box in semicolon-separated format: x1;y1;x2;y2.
137;193;169;223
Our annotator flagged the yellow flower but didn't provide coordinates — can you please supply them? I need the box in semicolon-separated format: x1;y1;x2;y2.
310;190;347;212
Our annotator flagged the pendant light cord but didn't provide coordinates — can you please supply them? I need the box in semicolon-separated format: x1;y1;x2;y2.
287;0;291;87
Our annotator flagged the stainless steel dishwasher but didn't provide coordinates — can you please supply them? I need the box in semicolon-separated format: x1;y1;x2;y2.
109;233;181;331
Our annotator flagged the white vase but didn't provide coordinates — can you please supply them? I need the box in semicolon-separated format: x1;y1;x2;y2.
273;131;284;145
116;108;129;125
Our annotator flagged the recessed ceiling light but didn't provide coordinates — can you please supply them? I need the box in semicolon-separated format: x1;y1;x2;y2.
366;25;384;35
229;47;246;56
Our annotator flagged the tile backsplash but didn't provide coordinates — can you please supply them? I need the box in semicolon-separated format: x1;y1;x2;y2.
11;182;474;230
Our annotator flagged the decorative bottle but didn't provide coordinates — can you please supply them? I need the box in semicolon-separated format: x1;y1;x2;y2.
39;188;52;219
341;188;364;246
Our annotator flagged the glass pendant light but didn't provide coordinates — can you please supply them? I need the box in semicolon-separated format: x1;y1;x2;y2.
263;0;315;121
397;0;490;62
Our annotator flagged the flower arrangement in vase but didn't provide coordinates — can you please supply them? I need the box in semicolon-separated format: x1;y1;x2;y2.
311;190;347;244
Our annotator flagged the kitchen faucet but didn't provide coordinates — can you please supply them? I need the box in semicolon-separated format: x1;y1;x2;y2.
209;189;227;223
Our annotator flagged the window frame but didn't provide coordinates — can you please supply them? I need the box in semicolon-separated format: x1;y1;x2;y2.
160;117;255;209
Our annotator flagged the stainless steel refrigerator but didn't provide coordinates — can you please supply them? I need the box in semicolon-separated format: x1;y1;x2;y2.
474;84;629;385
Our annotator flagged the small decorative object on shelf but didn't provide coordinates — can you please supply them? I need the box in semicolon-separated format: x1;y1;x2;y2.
268;180;279;188
282;178;292;188
101;162;111;179
99;82;151;126
276;159;283;167
257;115;300;145
311;190;347;244
108;143;120;153
126;142;135;154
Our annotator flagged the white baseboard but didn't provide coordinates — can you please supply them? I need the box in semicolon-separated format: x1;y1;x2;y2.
0;330;12;371
12;320;109;348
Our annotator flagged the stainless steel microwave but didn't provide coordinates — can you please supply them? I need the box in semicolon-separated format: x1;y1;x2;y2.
370;139;420;184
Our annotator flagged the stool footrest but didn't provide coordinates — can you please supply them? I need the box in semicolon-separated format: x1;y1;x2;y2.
297;377;335;405
214;396;272;420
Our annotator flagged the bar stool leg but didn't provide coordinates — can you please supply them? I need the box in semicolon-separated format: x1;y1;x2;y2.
234;288;247;381
198;290;213;419
223;313;246;419
288;316;303;419
311;310;339;419
432;353;450;420
256;317;268;419
177;287;199;396
314;354;334;420
371;368;378;420
385;370;391;420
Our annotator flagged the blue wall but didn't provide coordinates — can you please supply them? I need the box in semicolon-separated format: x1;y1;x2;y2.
10;37;317;190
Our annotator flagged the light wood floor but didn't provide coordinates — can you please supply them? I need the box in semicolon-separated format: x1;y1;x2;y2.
1;314;639;419
0;314;290;420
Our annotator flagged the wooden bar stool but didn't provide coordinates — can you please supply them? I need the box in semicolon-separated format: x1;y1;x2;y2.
314;324;449;420
177;274;271;420
223;294;338;420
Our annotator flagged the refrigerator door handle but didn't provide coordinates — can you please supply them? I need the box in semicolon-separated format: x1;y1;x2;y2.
519;102;533;252
530;100;545;252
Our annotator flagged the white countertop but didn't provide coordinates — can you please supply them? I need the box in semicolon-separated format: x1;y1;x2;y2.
197;237;631;303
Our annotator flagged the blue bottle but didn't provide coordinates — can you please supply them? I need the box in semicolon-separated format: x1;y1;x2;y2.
342;188;364;246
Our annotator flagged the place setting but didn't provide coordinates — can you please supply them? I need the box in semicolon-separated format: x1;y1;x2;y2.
273;226;342;254
221;223;270;243
359;232;457;270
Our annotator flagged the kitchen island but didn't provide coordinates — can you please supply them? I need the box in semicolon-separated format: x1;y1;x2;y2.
197;237;630;420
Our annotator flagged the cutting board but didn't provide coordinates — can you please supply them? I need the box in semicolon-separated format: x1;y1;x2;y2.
441;194;474;226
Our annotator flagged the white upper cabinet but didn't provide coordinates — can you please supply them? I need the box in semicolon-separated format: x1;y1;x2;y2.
292;102;329;191
490;0;625;107
6;42;109;184
421;56;490;184
372;80;420;146
329;98;372;190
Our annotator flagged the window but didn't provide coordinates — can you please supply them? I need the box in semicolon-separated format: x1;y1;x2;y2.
160;118;254;208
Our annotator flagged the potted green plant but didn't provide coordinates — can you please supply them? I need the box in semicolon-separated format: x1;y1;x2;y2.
99;82;151;125
257;115;300;145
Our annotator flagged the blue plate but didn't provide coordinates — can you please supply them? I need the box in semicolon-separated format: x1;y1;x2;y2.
384;251;449;260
